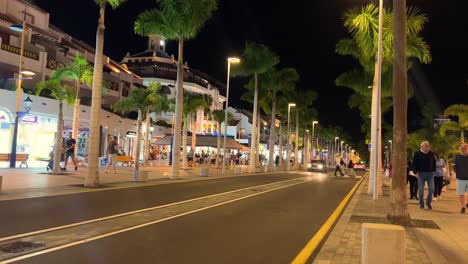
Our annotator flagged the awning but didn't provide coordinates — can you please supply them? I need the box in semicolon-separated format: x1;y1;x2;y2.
152;135;249;150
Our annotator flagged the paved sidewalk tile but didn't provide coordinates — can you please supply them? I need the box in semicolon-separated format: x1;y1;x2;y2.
313;176;468;264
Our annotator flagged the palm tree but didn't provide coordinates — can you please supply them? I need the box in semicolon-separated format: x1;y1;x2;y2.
337;4;431;199
53;53;93;158
182;92;210;167
292;90;317;166
252;68;299;170
134;0;218;178
231;42;279;170
113;87;161;181
36;78;75;174
142;82;167;164
440;104;468;144
86;0;127;187
387;0;410;225
211;109;233;168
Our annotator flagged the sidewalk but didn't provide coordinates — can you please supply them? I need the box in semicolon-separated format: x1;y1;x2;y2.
0;163;291;200
313;175;468;264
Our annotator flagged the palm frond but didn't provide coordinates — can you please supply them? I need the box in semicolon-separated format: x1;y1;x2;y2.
231;41;279;77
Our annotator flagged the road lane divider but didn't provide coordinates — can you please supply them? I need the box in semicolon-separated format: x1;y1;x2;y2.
0;176;317;263
291;172;368;264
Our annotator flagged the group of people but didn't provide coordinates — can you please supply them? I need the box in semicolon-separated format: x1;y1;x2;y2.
410;141;468;213
334;154;357;177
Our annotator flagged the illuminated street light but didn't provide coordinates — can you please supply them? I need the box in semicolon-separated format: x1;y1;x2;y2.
222;57;240;175
9;6;36;168
287;103;296;168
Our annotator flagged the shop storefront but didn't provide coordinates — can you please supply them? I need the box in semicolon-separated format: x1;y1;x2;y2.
0;108;57;160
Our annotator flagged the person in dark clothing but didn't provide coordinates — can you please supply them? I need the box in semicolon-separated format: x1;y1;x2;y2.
407;160;418;200
63;132;78;171
453;143;468;214
433;153;446;201
412;141;436;210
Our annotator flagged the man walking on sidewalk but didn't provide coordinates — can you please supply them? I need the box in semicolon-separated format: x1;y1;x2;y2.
412;141;436;210
63;132;78;171
453;143;468;214
105;136;118;174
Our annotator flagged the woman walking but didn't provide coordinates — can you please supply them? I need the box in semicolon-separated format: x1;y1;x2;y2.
433;153;446;201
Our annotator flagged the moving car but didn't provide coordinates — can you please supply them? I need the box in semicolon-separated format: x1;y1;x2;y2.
307;160;327;172
353;161;367;171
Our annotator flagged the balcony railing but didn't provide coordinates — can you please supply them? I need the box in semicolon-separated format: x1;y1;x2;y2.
46;59;65;70
1;43;39;60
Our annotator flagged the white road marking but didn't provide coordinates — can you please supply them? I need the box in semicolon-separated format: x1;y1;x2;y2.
0;177;304;242
2;179;311;263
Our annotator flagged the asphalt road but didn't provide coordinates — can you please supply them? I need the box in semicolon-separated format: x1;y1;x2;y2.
1;171;359;263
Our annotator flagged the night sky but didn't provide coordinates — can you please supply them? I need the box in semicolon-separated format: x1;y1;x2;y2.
33;0;467;142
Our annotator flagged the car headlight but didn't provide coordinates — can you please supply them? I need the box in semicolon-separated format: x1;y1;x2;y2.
317;164;323;169
307;163;312;168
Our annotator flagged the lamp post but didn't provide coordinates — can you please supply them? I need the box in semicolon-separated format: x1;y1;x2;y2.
311;121;318;159
334;137;339;165
340;141;344;157
287;103;296;168
9;7;36;168
345;143;349;161
370;0;384;200
388;140;392;162
222;57;240;175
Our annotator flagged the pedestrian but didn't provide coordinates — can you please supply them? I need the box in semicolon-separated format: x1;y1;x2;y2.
187;147;194;167
62;132;78;171
347;159;356;178
387;161;392;178
334;154;344;176
433;153;446;201
105;136;118;174
407;160;418;200
412;141;436;210
453;143;468;214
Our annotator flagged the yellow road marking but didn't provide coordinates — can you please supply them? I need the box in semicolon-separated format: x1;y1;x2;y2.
291;172;368;264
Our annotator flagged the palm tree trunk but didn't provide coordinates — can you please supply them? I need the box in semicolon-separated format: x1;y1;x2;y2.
216;121;221;168
268;96;276;171
171;39;184;177
461;129;465;144
53;102;64;174
249;72;258;171
182;116;188;168
368;60;383;196
72;97;80;159
387;0;411;225
85;0;106;187
191;114;197;150
256;111;261;167
295;110;299;167
133;109;142;181
143;112;150;164
278;123;283;167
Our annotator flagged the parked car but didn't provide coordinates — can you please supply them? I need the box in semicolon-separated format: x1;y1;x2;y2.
307;160;327;172
353;162;367;171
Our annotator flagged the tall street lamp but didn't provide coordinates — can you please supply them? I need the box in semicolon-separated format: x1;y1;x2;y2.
388;140;393;162
370;0;384;200
287;103;296;167
222;57;240;175
9;7;36;168
311;121;318;159
334;137;339;165
341;141;344;157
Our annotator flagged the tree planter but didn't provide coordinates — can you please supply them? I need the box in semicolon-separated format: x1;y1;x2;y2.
134;170;148;182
